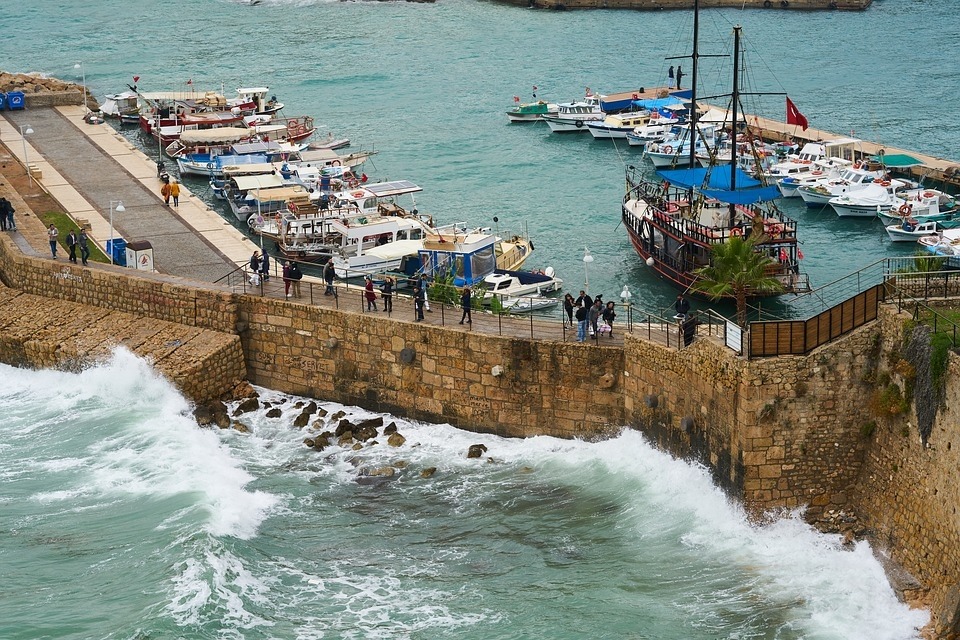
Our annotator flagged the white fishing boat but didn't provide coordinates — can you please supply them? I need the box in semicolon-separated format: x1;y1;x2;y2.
877;188;960;224
585;111;652;139
482;267;562;301
828;180;908;218
644;122;718;168
797;163;887;208
625;118;680;147
541;96;604;133
501;294;560;313
920;228;960;256
99;91;140;124
885;219;940;242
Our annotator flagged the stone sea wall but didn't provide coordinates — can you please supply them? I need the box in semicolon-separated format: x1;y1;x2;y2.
239;296;626;438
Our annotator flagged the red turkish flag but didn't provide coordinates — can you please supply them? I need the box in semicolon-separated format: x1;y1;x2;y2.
133;75;140;83
786;97;808;131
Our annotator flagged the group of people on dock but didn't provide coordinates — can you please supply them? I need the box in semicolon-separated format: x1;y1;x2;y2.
565;291;617;342
45;222;90;266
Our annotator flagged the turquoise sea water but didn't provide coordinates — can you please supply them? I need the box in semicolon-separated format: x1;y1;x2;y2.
0;352;929;638
0;1;949;637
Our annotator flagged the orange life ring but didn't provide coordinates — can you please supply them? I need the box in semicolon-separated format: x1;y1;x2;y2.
662;145;674;154
923;191;936;198
351;190;365;198
730;227;743;237
331;159;341;166
811;170;823;176
878;180;891;186
898;204;912;216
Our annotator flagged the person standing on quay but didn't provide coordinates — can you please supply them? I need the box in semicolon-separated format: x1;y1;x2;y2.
259;251;270;282
675;66;684;90
323;260;337;297
364;276;378;312
575;303;588;342
47;223;59;259
602;301;617;338
380;276;393;313
66;229;78;264
0;197;8;231
563;293;575;327
79;229;90;266
289;261;303;298
459;286;472;325
160;180;171;206
589;298;602;337
283;262;293;298
250;250;261;277
170;180;181;207
414;285;425;322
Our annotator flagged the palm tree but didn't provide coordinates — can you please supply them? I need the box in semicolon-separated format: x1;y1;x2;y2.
691;234;785;326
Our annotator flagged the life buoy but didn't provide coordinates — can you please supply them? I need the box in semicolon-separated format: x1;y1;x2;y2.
878;180;891;186
898;204;912;216
663;145;674;154
575;120;584;128
923;191;936;199
331;159;341;166
206;162;215;170
351;190;365;198
731;227;743;237
811;171;823;176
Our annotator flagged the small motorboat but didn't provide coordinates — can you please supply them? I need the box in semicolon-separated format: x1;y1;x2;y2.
885;219;940;243
501;294;560;313
482;267;562;301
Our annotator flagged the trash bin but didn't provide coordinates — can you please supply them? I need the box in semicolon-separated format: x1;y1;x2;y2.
106;238;127;266
125;240;154;271
0;93;6;111
6;91;25;110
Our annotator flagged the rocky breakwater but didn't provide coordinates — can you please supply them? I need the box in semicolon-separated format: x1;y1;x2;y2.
0;70;96;111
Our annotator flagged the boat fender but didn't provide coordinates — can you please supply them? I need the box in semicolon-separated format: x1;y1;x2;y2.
544;266;555;278
828;1;837;7
763;0;771;6
663;145;674;154
575;120;584;128
331;159;341;166
899;204;912;216
207;162;215;170
780;0;788;6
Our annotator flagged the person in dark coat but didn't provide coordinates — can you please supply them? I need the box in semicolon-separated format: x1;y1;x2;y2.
563;293;575;327
588;299;602;337
66;229;78;264
380;277;393;312
79;229;90;265
459;287;472;324
675;66;684;90
575;303;588;342
323;260;336;296
289;262;303;298
675;293;691;319
250;251;261;274
259;251;270;281
602;301;617;338
414;286;425;321
283;262;294;298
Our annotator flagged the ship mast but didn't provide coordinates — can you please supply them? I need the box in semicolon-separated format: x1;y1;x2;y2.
729;24;741;225
687;0;700;169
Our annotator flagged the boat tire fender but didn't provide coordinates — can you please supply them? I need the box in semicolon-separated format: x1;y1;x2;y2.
780;0;788;6
575;120;583;128
207;162;215;170
899;204;912;216
331;159;341;166
828;1;837;7
663;145;674;154
763;0;771;7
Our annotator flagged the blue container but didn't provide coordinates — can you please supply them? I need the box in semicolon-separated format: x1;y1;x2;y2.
0;92;6;110
6;91;25;110
106;238;127;266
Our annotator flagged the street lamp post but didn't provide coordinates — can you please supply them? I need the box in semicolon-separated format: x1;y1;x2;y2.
74;62;87;113
109;200;125;265
19;125;34;186
582;246;594;292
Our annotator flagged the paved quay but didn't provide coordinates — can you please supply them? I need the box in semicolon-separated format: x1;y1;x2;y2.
1;106;257;281
0;103;690;349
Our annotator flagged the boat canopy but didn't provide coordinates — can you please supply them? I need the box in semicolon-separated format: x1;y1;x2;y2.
872;153;924;168
631;97;683;110
245;186;307;202
364;180;423;197
231;141;284;155
657;167;782;205
231;174;286;191
179;127;250;144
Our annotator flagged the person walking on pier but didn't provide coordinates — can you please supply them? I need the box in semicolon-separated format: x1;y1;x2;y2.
170;180;181;207
249;250;261;277
364;276;378;312
259;251;270;282
289;261;303;298
79;229;90;265
0;197;8;231
66;229;78;263
459;286;472;325
47;224;59;259
160;181;171;206
589;298;602;337
675;66;684;90
323;260;337;297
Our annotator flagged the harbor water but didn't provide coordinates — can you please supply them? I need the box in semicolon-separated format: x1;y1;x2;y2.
0;0;950;636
